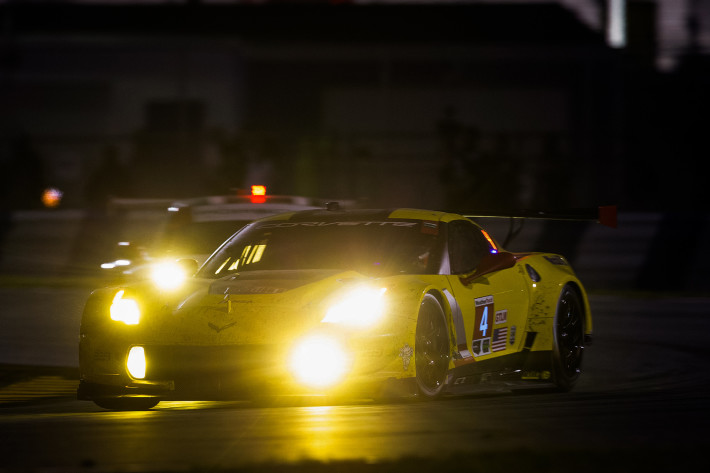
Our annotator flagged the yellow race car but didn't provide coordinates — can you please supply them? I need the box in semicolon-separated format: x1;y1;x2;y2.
78;205;605;410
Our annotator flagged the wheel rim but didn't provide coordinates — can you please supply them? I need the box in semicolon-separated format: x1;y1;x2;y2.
415;297;449;395
556;290;584;378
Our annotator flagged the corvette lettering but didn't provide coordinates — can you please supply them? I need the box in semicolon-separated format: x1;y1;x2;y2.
258;221;418;228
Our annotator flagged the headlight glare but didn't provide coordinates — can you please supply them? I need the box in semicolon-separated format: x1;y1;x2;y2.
127;346;146;379
151;260;187;290
322;287;387;328
110;290;141;325
289;335;350;389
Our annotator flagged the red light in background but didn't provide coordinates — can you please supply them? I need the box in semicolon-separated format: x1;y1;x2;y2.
251;185;266;204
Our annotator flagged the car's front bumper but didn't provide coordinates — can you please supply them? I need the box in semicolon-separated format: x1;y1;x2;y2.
79;340;411;401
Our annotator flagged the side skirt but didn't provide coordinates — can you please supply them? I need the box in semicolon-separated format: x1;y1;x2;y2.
445;350;555;395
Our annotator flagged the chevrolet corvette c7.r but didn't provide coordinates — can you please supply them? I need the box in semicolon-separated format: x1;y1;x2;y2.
78;206;599;410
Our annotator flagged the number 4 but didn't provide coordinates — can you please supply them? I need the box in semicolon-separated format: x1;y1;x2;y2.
480;306;489;336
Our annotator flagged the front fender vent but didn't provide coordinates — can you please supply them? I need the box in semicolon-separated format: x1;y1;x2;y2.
525;264;542;283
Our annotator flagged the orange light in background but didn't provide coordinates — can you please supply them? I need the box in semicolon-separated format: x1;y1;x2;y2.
251;185;267;204
41;188;63;208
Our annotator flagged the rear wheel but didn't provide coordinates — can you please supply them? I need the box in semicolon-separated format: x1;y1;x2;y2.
93;397;160;411
415;294;450;399
552;285;585;391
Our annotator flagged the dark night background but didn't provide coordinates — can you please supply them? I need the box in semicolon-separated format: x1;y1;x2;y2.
0;0;709;292
0;7;709;472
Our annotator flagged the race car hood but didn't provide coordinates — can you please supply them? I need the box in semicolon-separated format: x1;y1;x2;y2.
207;269;341;295
139;269;383;346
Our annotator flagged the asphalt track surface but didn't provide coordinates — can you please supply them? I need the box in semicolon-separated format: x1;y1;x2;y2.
1;287;709;473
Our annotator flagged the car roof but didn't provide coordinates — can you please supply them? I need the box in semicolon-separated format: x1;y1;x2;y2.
254;207;467;224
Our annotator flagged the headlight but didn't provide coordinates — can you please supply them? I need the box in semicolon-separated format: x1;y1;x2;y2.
321;287;387;328
151;260;187;290
110;290;140;325
127;346;146;379
289;335;351;389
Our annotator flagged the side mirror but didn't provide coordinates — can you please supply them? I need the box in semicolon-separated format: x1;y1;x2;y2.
460;252;516;285
176;258;199;276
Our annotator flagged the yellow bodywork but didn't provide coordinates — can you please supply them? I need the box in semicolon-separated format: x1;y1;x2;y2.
79;208;592;401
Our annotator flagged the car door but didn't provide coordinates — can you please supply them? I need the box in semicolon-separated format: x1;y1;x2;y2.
445;220;530;361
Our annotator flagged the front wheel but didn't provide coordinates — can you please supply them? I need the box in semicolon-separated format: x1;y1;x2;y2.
93;397;160;411
415;294;450;399
552;285;585;391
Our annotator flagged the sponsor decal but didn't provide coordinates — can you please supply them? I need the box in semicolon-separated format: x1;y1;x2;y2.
521;370;552;380
495;309;507;324
472;338;491;357
457;346;472;359
472;296;494;357
399;344;414;371
491;327;508;352
510;325;517;345
475;295;494;307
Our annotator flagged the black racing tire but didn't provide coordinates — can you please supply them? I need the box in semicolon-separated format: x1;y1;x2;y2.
93;397;160;411
551;285;585;392
414;293;450;399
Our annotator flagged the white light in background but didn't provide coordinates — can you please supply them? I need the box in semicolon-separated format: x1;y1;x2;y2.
608;0;627;48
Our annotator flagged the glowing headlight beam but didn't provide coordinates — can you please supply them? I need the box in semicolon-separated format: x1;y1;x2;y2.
322;287;387;328
151;261;187;290
127;346;146;379
110;290;141;325
289;335;350;389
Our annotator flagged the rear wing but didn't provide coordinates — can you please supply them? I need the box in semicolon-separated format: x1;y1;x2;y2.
464;205;617;228
465;205;616;248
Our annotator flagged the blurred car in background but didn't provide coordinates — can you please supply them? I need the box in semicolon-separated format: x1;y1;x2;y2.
100;186;352;284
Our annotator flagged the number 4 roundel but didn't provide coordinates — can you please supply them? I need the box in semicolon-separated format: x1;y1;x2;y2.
479;306;489;337
474;295;494;340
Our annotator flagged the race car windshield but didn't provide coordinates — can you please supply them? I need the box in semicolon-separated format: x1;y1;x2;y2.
199;219;440;277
